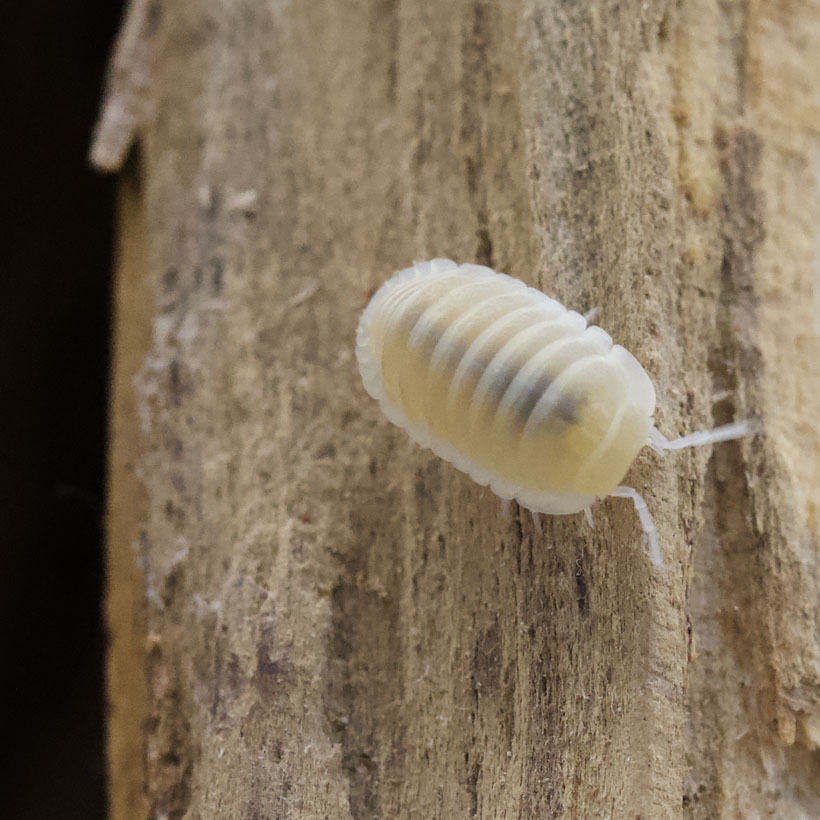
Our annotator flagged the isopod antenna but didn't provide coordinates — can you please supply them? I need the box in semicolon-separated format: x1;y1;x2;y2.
646;419;761;454
609;486;661;567
621;418;762;567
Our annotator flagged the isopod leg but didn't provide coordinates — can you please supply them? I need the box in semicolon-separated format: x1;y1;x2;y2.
610;486;662;567
531;510;542;534
583;506;595;530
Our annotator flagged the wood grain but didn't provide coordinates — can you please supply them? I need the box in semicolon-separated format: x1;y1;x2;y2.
103;1;820;817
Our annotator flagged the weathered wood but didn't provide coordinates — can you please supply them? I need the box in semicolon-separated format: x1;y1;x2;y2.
101;1;820;817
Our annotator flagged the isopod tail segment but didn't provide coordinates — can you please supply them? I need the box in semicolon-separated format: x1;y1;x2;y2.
612;419;761;568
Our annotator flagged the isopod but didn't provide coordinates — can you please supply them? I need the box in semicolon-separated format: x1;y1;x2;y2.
356;259;755;566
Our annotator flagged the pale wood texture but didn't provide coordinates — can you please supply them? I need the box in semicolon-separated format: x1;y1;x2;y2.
102;1;820;818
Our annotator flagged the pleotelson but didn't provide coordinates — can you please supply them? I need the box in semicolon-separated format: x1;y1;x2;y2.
356;259;657;515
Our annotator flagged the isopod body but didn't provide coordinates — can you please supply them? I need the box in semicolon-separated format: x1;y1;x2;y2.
356;259;754;564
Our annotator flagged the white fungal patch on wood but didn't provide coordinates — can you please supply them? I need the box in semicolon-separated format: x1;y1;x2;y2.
356;259;756;565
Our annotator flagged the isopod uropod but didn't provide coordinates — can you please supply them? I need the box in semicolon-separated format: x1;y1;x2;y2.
355;259;755;566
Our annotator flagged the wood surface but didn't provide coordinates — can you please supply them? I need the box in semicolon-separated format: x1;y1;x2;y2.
99;1;820;817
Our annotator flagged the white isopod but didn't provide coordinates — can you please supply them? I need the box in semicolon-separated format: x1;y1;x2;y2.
356;259;755;566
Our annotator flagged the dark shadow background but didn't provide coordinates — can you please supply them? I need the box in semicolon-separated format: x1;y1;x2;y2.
3;2;126;818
